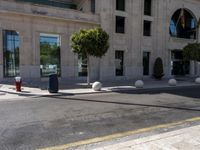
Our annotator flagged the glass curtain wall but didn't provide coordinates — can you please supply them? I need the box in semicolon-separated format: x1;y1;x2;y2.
3;30;20;77
40;33;61;77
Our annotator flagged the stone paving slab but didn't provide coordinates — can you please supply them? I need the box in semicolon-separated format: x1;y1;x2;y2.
93;125;200;150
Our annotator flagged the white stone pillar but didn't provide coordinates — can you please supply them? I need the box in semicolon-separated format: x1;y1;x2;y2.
190;60;195;77
197;62;200;76
0;29;3;80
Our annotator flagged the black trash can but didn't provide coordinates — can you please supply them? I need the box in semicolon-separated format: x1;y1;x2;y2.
48;74;59;93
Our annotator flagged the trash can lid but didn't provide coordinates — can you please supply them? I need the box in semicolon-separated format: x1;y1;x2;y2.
15;77;21;81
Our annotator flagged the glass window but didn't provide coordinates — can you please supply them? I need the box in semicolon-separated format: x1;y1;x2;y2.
78;55;88;77
144;0;152;16
91;0;95;13
143;52;150;75
143;20;151;36
116;0;125;11
169;9;196;39
3;30;20;77
40;33;61;77
115;50;124;76
116;16;125;33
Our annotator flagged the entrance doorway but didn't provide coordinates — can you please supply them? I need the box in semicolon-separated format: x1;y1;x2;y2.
171;50;190;76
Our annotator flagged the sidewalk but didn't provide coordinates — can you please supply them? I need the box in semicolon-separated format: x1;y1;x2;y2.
93;124;200;150
0;78;199;99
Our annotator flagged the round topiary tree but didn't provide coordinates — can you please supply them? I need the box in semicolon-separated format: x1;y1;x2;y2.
71;27;109;85
153;57;164;79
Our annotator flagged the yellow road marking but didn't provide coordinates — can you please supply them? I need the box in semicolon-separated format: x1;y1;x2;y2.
38;117;200;150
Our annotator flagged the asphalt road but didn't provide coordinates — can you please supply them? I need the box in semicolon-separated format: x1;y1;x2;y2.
0;86;200;150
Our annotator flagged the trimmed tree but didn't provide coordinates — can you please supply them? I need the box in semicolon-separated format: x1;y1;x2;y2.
71;27;109;85
183;43;200;76
153;57;164;79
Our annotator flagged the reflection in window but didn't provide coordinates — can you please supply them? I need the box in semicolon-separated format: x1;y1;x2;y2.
78;55;87;77
169;9;196;39
3;30;20;77
115;50;124;76
40;33;61;77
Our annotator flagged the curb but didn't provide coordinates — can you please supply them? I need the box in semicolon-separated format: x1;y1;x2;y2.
0;92;6;96
0;84;199;98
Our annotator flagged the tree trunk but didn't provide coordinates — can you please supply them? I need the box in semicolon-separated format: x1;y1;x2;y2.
87;55;90;86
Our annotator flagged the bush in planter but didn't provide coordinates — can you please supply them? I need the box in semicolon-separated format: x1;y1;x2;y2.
153;57;164;79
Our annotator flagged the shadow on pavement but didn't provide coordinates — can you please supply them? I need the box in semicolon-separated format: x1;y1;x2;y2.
110;85;200;99
46;95;200;112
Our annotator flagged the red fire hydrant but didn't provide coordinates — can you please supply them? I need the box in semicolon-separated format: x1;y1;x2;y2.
15;77;22;92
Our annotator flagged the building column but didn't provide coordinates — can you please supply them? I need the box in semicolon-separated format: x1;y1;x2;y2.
196;27;200;76
0;29;3;80
20;30;40;81
60;33;76;80
190;60;195;77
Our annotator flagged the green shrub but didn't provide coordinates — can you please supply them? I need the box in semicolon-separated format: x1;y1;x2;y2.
153;57;164;79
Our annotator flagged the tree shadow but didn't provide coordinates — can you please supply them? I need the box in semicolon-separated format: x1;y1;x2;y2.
47;94;200;112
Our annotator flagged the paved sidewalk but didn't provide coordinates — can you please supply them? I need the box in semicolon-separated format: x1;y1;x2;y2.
0;78;199;99
93;124;200;150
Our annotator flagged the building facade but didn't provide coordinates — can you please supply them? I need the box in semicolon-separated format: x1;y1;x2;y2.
0;0;200;83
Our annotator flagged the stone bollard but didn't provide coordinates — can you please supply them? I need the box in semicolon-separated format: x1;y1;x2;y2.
92;82;102;91
168;79;177;86
195;77;200;84
135;80;144;88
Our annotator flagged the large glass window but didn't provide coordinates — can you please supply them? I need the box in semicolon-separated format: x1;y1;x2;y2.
143;20;151;36
78;55;88;77
3;30;20;77
115;50;124;76
116;16;125;33
116;0;125;11
144;0;152;16
40;33;61;77
170;9;196;39
91;0;95;13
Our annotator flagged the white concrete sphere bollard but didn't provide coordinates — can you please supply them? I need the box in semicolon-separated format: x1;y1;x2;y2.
168;79;177;86
92;82;102;91
135;80;144;88
195;77;200;84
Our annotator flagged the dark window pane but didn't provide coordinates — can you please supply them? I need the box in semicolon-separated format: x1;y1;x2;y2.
3;30;20;77
116;0;125;11
115;50;124;76
116;16;125;33
40;33;61;77
143;52;150;75
143;20;151;36
91;0;95;13
144;0;151;16
78;55;88;77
